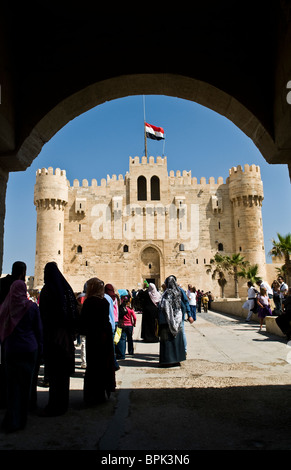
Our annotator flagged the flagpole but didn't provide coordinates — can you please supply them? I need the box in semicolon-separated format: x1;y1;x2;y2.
143;96;147;159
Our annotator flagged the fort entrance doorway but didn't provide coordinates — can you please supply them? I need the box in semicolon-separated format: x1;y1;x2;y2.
140;246;161;289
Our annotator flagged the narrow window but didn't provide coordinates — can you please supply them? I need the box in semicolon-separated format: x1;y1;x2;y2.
77;245;82;253
218;243;223;251
137;175;147;201
150;175;160;200
123;245;129;253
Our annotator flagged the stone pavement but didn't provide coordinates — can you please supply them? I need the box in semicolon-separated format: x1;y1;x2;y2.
1;310;291;454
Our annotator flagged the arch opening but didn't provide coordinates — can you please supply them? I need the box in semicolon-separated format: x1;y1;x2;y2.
14;74;279;172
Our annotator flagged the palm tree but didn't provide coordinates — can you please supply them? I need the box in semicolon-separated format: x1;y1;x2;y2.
237;263;261;285
275;265;287;279
223;253;249;298
269;233;291;284
206;253;228;298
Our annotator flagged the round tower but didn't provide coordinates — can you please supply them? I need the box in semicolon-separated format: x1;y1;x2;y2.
228;164;266;279
34;167;68;287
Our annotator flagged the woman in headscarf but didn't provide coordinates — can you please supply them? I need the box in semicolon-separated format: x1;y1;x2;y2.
0;280;43;432
139;283;161;343
80;278;116;406
158;275;186;367
39;262;78;416
105;283;120;370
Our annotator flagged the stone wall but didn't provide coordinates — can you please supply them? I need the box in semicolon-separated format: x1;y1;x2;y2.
34;159;269;294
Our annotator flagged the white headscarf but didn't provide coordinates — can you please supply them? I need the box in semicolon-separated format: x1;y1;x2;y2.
148;283;161;306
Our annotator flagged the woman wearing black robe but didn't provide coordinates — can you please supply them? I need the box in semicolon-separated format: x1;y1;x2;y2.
39;262;77;416
80;278;116;406
139;283;161;343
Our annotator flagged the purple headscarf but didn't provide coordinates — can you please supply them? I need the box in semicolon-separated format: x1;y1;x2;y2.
0;280;33;342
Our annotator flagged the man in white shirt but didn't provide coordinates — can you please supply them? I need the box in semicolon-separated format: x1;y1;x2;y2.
245;281;258;322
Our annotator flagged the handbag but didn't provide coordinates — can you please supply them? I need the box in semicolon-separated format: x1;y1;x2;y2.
251;297;258;313
114;327;122;345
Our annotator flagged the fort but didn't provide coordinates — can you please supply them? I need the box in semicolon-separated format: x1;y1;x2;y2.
33;156;276;295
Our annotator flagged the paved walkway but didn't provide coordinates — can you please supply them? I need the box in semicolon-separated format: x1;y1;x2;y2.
1;310;291;454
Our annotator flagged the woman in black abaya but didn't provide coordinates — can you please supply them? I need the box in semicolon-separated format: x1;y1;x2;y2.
39;262;77;416
80;278;116;406
139;283;161;343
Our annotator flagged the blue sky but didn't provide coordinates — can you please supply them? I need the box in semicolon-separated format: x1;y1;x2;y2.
3;95;291;276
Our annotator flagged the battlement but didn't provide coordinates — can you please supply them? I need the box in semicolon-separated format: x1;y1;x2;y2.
71;173;125;188
34;167;68;204
228;164;261;179
228;164;263;201
169;171;224;186
35;164;226;190
69;172;225;188
36;167;67;178
129;156;166;166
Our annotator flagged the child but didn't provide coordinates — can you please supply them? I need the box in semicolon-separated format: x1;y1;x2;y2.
116;295;137;358
123;297;137;355
257;286;272;330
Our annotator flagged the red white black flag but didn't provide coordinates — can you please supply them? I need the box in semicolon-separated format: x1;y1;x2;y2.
145;122;165;141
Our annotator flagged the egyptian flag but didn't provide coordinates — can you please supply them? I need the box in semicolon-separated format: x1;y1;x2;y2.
145;122;165;141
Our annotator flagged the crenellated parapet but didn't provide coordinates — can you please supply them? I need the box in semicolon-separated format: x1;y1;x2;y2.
72;173;125;189
129;156;167;166
34;167;68;208
169;170;224;186
57;158;226;189
228;164;264;205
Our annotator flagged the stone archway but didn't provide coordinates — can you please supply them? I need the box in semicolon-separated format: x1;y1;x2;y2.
140;245;162;288
9;74;280;173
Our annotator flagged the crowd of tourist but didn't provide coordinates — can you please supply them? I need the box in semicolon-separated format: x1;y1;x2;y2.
243;276;290;334
0;261;192;433
0;259;290;435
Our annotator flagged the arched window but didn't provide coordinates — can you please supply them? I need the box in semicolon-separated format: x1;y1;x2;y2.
179;244;184;251
151;175;160;200
123;244;129;252
77;245;82;253
137;176;147;200
218;243;223;251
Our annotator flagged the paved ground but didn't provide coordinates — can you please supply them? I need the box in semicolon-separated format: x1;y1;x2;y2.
1;309;291;455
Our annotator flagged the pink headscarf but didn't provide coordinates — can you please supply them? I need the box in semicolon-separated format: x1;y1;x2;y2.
148;283;161;306
0;280;33;342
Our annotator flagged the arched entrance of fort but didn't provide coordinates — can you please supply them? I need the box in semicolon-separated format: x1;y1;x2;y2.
0;4;291;274
140;245;163;288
